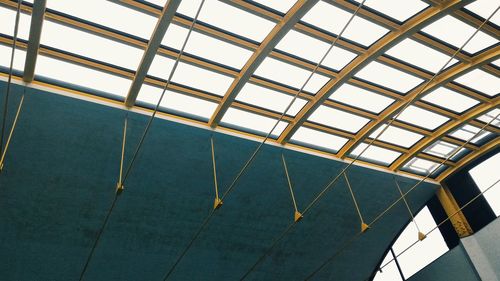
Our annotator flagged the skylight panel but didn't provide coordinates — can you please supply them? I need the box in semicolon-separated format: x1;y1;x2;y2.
350;143;401;165
35;55;131;97
0;7;31;40
385;39;458;73
254;57;330;93
308;105;370;133
177;0;276;42
469;153;500;216
454;69;499;97
46;0;157;39
396;105;449;130
421;87;480;113
493;59;500;68
421;15;498;54
290;127;349;152
41;21;144;70
370;124;424;148
0;44;26;72
276;30;357;71
355;61;424;93
220;108;288;137
301;1;389;47
148;55;234;96
423;140;465;160
161;24;253;69
449;124;492;144
136;84;217;119
329;83;394;114
352;0;429;22
403;157;440;174
235;83;307;116
477;109;500;128
465;0;500;26
252;0;296;13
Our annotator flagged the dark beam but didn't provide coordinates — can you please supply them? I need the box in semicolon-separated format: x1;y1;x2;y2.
23;0;46;82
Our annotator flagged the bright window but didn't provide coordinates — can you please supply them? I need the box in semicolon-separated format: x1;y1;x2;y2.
276;29;357;71
252;0;296;13
235;82;307;116
477;109;500;128
423;140;466;160
290;127;349;152
46;0;157;39
161;24;253;69
301;1;389;47
355;61;424;94
148;54;234;96
0;44;26;72
220;108;288;137
403;157;440;174
469;152;500;216
373;252;403;281
350;143;401;165
385;38;458;73
396;105;450;130
370;124;424;148
254;57;330;94
41;20;144;70
0;6;31;40
421;15;498;54
329;83;394;114
177;0;276;42
454;69;500;97
465;0;500;26
308;105;370;133
421;87;479;113
449;124;492;144
136;84;218;120
352;0;429;22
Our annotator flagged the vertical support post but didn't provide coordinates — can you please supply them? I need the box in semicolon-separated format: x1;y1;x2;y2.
436;185;473;238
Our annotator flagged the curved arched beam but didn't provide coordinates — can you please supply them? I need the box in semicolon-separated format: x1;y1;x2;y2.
124;0;182;107
277;0;470;144
207;0;319;128
390;95;500;170
341;45;499;160
436;138;499;182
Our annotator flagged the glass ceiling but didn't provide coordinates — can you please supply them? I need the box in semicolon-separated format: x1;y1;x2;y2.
0;0;498;180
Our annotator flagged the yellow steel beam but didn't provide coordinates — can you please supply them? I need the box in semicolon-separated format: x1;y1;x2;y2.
436;185;473;237
277;0;468;144
390;97;500;170
437;138;500;182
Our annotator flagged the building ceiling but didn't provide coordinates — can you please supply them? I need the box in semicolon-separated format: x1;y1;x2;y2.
0;0;498;181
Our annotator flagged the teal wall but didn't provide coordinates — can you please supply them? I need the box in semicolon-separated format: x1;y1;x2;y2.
0;82;438;281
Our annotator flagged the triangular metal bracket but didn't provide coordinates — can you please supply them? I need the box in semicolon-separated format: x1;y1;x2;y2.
418;231;427;241
213;197;223;210
116;182;124;195
294;211;303;222
361;222;370;233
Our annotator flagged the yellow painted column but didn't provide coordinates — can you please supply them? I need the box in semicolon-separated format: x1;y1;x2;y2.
436;186;473;238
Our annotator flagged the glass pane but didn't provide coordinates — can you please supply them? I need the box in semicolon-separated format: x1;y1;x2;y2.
373;252;403;281
355;61;424;94
449;124;492;144
276;30;357;71
352;0;429;22
396;105;450;130
162;24;253;69
253;0;296;13
477;109;500;128
0;44;26;72
329;83;394;114
35;55;131;97
0;6;31;40
46;0;157;39
308;105;370;133
403;157;440;174
254;57;330;94
385;38;458;73
370;124;424;148
421;87;480;113
421;15;498;54
148;55;234;96
465;0;500;26
423;140;466;160
469;152;500;216
454;69;499;97
41;20;144;70
235;82;307;116
392;207;448;278
177;0;276;42
350;143;401;165
291;127;349;152
301;1;389;47
220;108;288;137
136;84;218;119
